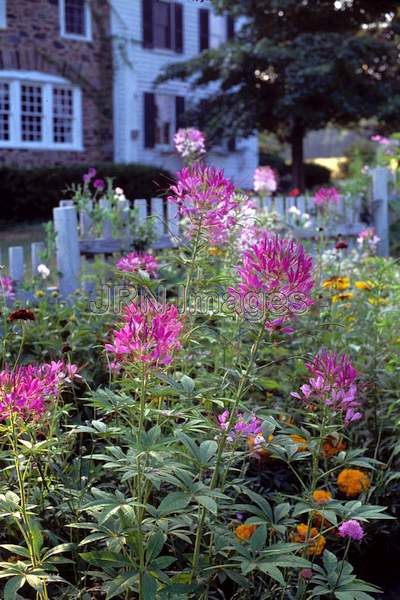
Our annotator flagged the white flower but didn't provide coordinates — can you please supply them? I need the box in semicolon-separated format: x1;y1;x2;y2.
115;187;124;195
37;264;50;279
288;206;301;216
253;434;265;446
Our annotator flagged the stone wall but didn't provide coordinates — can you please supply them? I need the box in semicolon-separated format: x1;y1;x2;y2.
0;0;113;167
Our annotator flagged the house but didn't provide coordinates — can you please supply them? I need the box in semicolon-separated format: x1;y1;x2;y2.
0;0;258;186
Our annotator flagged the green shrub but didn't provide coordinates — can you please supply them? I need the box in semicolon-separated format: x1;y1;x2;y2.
0;163;173;222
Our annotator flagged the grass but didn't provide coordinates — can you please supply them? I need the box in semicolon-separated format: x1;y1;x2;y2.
0;221;47;271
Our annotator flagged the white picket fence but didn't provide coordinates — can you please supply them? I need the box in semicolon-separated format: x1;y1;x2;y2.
1;167;392;300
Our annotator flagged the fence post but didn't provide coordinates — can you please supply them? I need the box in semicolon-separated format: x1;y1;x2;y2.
31;242;45;276
53;204;81;298
9;247;24;299
371;167;390;257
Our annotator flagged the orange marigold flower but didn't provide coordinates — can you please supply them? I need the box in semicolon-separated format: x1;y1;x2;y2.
337;469;370;497
312;490;332;505
323;436;347;458
290;524;326;556
289;434;308;451
235;524;257;541
323;276;350;290
332;292;353;303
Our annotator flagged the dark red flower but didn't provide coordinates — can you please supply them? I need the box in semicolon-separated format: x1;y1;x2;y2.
335;241;348;250
8;309;36;322
289;188;301;198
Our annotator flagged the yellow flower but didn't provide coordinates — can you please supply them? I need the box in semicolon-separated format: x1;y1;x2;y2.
35;290;45;298
312;490;332;505
368;298;389;306
209;246;225;257
289;434;308;451
355;280;375;291
332;292;353;303
323;276;350;290
337;469;370;497
235;524;257;541
290;524;326;556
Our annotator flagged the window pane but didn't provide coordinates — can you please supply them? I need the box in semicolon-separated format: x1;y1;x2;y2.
53;87;74;144
0;82;10;141
65;0;85;35
155;94;174;145
154;1;171;49
21;84;43;142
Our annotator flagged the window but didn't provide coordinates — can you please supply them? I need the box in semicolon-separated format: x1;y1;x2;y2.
21;84;43;142
53;87;74;143
155;94;175;146
144;92;184;149
60;0;91;40
142;0;183;53
0;82;10;141
0;71;83;150
198;7;234;49
0;0;6;29
199;8;209;51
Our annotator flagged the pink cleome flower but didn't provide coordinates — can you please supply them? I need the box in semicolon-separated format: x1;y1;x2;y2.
0;361;78;421
116;252;159;278
218;410;263;439
254;166;278;194
0;276;15;300
338;519;364;541
168;164;238;245
174;128;206;159
229;232;314;332
105;302;183;368
314;187;340;207
291;349;362;424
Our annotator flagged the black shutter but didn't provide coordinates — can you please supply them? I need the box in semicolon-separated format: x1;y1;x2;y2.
142;0;153;48
199;8;209;51
144;92;156;148
175;96;185;130
174;3;183;53
226;15;235;40
227;137;236;152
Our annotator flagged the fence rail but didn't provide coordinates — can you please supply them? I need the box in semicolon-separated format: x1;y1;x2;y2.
1;167;392;300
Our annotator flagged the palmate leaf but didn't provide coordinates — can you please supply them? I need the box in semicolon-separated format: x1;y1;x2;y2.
79;550;133;569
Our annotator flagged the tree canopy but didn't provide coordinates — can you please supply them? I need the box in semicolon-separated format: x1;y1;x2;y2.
158;0;400;188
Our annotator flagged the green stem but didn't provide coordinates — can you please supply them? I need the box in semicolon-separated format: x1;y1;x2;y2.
136;366;148;600
191;323;265;582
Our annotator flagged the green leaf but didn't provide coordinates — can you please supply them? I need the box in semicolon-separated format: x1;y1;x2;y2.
158;492;191;516
0;545;30;558
249;524;267;552
142;573;158;600
257;563;285;585
197;496;218;515
146;531;164;563
4;576;25;600
42;543;75;561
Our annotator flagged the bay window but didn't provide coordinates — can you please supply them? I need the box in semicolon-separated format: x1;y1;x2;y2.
0;72;83;150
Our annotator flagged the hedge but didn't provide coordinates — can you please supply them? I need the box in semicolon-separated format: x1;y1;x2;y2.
0;163;173;223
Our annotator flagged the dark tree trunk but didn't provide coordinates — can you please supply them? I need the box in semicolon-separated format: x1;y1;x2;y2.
291;121;305;191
